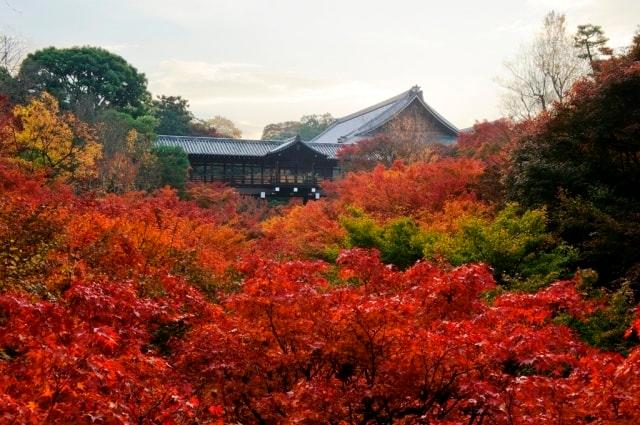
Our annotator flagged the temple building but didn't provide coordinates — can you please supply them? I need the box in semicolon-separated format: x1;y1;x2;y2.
156;86;458;199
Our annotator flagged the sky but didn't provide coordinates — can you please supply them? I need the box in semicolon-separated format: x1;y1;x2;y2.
1;0;638;138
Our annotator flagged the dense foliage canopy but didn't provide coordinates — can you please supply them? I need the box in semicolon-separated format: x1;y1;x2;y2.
1;26;639;425
0;160;639;423
506;39;640;284
18;47;150;117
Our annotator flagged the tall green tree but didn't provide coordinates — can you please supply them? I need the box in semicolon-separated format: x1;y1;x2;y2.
18;46;150;117
151;95;194;135
0;63;28;104
423;204;577;291
340;209;426;269
0;66;13;94
574;24;610;72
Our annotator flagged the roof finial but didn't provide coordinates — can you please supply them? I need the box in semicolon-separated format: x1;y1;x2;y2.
294;134;302;143
411;85;423;100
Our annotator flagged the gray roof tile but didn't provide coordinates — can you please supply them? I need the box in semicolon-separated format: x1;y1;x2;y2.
311;86;458;144
156;135;342;159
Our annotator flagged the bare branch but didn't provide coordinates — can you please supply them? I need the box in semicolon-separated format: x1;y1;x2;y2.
2;0;21;14
0;32;26;74
498;11;588;120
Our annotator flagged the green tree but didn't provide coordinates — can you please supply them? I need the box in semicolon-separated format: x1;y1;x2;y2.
261;113;334;141
378;218;426;269
0;66;27;104
574;24;610;72
18;46;150;117
151;145;189;194
97;109;157;156
341;208;383;250
94;109;159;193
0;66;13;93
298;113;334;140
151;95;194;135
261;120;300;140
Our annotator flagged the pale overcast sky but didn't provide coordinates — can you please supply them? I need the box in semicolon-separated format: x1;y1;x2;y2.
1;0;638;137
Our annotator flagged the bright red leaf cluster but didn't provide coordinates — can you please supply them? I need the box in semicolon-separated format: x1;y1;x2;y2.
325;158;485;220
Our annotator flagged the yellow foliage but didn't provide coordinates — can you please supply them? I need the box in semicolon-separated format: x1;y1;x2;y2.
12;93;102;181
125;128;138;153
417;199;492;234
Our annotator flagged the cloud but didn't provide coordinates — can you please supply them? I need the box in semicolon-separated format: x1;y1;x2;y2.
148;60;389;106
147;59;392;138
101;43;141;54
127;0;253;27
526;0;594;11
491;19;538;37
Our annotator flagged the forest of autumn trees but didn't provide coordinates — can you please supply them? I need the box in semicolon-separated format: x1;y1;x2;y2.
1;13;640;425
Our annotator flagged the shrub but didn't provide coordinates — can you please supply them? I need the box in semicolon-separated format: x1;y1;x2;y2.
424;203;578;290
341;209;425;269
151;145;189;194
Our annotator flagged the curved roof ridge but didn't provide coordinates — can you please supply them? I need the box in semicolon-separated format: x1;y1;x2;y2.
310;87;417;143
267;136;299;154
333;87;415;123
415;97;459;134
350;94;459;139
347;93;417;139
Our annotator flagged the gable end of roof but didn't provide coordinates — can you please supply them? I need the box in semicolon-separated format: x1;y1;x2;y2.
311;86;458;143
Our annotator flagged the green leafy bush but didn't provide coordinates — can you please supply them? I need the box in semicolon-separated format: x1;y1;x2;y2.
341;208;382;249
341;209;425;269
378;218;426;269
424;203;578;290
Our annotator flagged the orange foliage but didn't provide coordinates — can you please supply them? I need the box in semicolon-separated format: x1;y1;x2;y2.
67;188;253;289
261;200;345;259
417;198;492;233
326;158;484;220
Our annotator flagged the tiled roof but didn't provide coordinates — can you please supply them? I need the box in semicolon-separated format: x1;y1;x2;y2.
310;101;399;144
156;86;458;157
311;86;459;144
156;135;342;159
306;143;342;159
156;135;281;156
